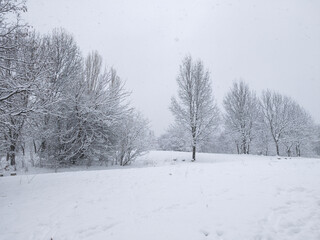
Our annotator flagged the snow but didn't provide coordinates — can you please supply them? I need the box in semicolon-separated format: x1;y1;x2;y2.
1;151;320;240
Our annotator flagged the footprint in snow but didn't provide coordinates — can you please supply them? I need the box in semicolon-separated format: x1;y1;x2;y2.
216;230;224;237
199;229;209;236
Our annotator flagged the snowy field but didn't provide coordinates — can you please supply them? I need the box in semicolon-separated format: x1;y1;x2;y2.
1;151;320;240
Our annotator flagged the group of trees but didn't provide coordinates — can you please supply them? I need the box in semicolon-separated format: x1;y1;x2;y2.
160;56;319;160
223;83;315;157
0;0;152;170
1;0;318;169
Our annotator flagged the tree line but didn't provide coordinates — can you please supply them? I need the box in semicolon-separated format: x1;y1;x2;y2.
0;0;153;170
1;0;319;170
159;56;319;160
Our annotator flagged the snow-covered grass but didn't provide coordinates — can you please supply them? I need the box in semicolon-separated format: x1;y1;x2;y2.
1;151;320;240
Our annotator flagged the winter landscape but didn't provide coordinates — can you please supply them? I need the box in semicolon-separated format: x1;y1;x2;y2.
1;0;320;239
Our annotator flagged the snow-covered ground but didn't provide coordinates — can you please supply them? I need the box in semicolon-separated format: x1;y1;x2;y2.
1;151;320;240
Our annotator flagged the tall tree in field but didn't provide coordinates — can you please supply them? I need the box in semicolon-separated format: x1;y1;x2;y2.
170;55;219;161
31;29;83;167
80;51;130;165
281;102;314;157
0;0;28;168
223;81;260;154
261;90;316;156
260;90;291;155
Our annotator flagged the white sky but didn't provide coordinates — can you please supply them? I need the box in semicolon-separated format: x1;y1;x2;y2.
24;0;320;136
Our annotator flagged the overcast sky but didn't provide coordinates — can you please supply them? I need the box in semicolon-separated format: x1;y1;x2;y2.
24;0;320;136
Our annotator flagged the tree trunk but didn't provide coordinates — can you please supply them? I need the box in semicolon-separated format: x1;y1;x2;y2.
30;145;34;167
242;140;247;154
9;144;16;167
287;148;291;157
192;145;196;161
296;144;301;157
33;139;37;153
276;142;280;156
21;143;25;156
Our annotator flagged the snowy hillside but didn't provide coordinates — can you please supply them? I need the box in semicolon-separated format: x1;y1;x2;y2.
1;151;320;240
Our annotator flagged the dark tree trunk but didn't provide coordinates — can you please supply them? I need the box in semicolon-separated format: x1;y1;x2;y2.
276;142;280;156
296;144;301;157
21;143;25;156
9;144;16;166
33;139;37;153
192;145;196;161
242;141;247;154
191;127;196;161
287;148;291;157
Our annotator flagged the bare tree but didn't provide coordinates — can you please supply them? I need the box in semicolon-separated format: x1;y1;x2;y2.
281;102;314;157
158;124;190;152
260;90;315;156
26;36;133;168
115;112;151;166
170;55;219;161
223;81;260;154
0;1;36;168
84;50;102;92
29;29;83;167
78;51;130;165
0;0;27;112
260;90;292;155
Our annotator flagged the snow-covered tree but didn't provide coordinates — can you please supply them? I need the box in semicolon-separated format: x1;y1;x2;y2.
170;55;220;161
223;81;260;154
253;122;273;155
0;0;27;107
76;51;130;166
281;102;314;157
260;90;315;156
29;41;133;168
28;29;84;167
260;90;293;156
114;112;152;166
158;124;190;152
1;32;149;168
0;1;32;168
